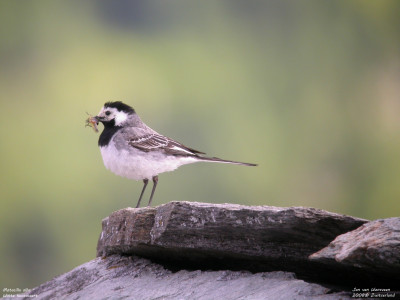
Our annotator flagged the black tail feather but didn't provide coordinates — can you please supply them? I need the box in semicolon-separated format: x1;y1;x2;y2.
197;156;257;166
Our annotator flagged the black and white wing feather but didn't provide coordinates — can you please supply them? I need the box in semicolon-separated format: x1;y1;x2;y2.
129;133;256;166
129;134;205;156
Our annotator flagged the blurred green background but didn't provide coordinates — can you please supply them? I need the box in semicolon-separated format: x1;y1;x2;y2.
1;0;399;289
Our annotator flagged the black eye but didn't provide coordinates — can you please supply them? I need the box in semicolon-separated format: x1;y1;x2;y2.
105;111;111;116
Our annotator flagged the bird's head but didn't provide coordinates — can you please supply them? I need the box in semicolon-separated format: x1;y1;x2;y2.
94;101;135;127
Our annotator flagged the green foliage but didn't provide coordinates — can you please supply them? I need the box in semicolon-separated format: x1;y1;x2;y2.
0;0;399;289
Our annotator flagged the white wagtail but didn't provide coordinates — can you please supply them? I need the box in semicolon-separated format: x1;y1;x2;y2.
88;101;257;207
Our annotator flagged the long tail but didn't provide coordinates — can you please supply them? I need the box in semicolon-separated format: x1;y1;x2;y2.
197;156;257;166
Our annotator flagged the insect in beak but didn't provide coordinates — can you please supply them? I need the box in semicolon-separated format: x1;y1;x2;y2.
85;112;99;133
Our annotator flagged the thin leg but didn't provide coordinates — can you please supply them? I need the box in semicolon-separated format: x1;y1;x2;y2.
136;179;148;208
147;176;158;207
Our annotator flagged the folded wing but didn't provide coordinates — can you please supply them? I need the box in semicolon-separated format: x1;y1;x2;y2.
129;134;205;156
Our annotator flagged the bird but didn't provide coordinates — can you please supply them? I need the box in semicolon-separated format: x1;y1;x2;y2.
89;101;257;208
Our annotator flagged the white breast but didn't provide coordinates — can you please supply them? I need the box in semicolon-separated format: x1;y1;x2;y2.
100;142;198;181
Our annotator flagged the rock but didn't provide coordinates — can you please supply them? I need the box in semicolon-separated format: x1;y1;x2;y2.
97;201;367;286
14;255;353;300
7;202;400;299
310;217;400;280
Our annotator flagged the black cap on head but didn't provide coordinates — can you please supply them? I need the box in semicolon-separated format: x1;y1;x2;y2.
104;101;135;114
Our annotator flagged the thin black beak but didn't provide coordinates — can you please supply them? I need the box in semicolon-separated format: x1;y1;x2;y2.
92;116;102;122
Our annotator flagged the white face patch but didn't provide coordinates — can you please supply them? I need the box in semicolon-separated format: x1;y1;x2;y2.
114;110;128;126
97;107;128;126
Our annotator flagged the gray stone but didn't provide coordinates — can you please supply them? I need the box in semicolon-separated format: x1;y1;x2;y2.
6;202;400;299
310;217;400;276
13;255;353;300
97;201;366;281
